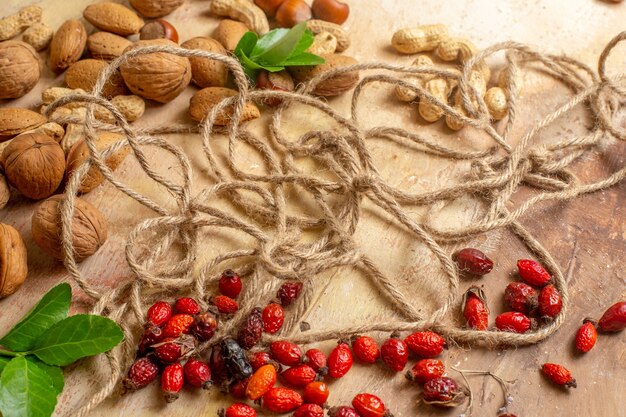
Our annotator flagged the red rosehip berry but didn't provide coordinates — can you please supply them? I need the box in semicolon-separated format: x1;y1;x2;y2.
173;297;200;315
277;281;303;306
138;326;164;355
597;301;626;332
495;312;532;333
162;314;195;338
380;335;408;372
249;351;272;371
221;403;257;417
541;363;576;388
328;406;360;417
517;259;551;287
219;269;243;298
147;301;172;327
303;381;330;405
575;320;597;353
154;338;183;363
229;378;250;399
304;348;328;374
262;387;303;413
211;295;239;314
454;248;493;275
281;364;317;388
262;303;285;334
504;282;538;316
463;286;489;330
190;311;218;342
294;403;324;417
404;331;447;358
183;357;212;388
406;359;445;384
270;341;302;366
327;340;353;378
161;362;184;402
124;356;159;390
538;284;562;319
237;307;263;349
352;335;380;363
422;376;468;407
352;393;388;417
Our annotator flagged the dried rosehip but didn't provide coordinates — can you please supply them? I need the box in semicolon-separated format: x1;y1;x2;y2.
238;307;263;349
454;248;493;275
270;340;302;366
211;295;239;314
541;363;576;388
294;403;324;417
277;281;303;306
380;335;408;372
463;286;489;330
248;351;280;372
422;377;468;407
221;403;257;417
328;406;360;417
173;297;200;315
303;381;330;405
406;359;445;384
262;387;304;413
162;314;194;338
154;338;183;363
124;356;159;390
504;282;538;316
597;301;626;332
161;362;184;403
229;378;250;399
404;331;447;358
190;311;218;342
495;312;532;333
262;303;285;334
246;364;277;400
222;338;253;380
210;344;229;384
538;284;562;319
517;259;551;287
352;393;388;417
352;335;380;363
575;320;597;353
138;326;163;355
304;348;328;374
147;300;172;326
328;340;353;378
281;364;317;388
183;357;211;388
219;269;243;298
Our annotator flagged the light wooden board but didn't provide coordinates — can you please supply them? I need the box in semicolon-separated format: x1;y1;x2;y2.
1;1;625;416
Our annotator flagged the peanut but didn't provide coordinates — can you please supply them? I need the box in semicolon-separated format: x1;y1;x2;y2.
22;22;53;51
394;55;433;102
307;31;337;56
418;78;452;122
210;0;269;35
445;71;487;130
391;24;448;54
60;123;84;154
307;19;350;52
484;87;508;120
0;5;42;41
435;37;476;62
20;123;65;143
110;95;145;122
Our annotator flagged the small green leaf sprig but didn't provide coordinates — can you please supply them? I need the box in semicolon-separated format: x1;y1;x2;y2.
0;283;124;417
234;21;325;81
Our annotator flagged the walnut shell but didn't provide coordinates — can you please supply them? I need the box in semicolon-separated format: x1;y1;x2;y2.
181;37;228;88
49;19;87;73
64;59;129;98
0;108;47;142
189;87;260;125
289;53;359;97
130;0;185;18
0;172;9;209
120;39;192;103
1;132;65;200
0;40;41;99
65;131;129;193
31;194;108;262
0;223;28;298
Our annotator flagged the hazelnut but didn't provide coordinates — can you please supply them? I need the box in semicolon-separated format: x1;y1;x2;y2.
255;70;295;107
254;0;285;17
0;40;41;99
32;194;108;262
275;0;312;28
0;223;28;299
1;132;65;200
140;19;179;43
312;0;350;25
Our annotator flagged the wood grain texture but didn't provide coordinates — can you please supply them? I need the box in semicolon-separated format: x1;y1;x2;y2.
1;0;625;416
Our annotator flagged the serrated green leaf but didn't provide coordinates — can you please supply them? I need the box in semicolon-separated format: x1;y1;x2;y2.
280;52;326;67
291;29;315;56
234;31;258;58
0;357;58;417
0;283;71;352
31;315;124;366
26;358;63;395
251;22;308;66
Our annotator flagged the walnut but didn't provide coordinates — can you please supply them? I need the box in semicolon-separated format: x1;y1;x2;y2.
0;132;65;200
31;194;108;262
0;40;41;99
0;223;28;298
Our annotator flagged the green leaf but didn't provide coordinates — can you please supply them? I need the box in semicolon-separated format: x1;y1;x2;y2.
234;31;258;58
280;52;326;67
31;315;124;366
291;29;315;56
0;357;9;374
251;28;289;57
251;22;308;66
26;358;63;395
0;357;58;417
0;283;71;352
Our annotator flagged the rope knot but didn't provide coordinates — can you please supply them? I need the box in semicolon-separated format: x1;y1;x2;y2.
527;146;552;168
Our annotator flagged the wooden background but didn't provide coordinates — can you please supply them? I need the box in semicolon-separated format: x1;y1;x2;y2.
1;0;625;416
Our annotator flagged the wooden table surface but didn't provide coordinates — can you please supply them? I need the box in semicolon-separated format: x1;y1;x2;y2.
1;0;625;416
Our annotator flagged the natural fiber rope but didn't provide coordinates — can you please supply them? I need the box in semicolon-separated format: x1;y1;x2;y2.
41;33;626;416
